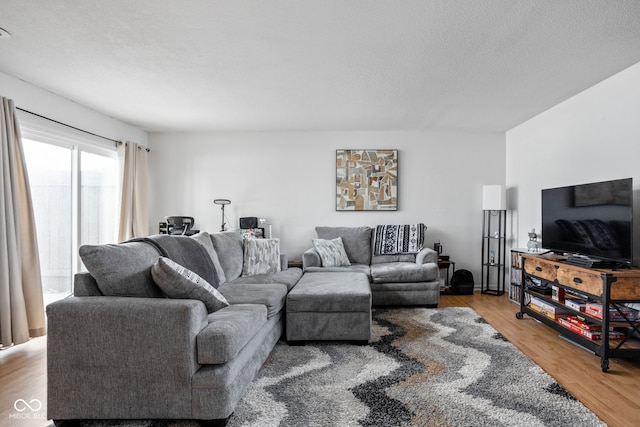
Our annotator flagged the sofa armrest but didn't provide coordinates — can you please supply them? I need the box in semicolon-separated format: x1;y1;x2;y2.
416;247;438;264
47;296;208;419
280;253;288;270
302;247;321;270
73;271;103;296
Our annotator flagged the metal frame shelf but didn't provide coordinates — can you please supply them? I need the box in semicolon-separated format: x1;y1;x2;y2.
481;209;506;296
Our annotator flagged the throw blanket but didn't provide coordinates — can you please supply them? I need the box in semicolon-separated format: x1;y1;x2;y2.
130;235;220;287
373;224;425;255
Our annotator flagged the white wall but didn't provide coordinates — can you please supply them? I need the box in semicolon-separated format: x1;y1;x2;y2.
0;71;147;145
506;61;640;264
149;130;505;278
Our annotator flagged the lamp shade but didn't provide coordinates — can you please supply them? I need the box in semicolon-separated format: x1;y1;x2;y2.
482;185;506;210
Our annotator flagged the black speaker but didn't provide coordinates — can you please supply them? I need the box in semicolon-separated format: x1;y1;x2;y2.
240;217;258;229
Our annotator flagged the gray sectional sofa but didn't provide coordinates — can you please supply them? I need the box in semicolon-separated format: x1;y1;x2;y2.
47;224;440;426
47;231;301;426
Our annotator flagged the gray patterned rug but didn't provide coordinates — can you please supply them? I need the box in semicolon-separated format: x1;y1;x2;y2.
54;307;606;427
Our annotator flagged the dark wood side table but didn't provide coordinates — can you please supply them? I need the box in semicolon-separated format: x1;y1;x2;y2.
288;260;303;269
438;259;455;294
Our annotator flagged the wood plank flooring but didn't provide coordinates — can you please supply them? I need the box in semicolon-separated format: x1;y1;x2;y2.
0;334;48;427
2;292;638;426
441;292;640;427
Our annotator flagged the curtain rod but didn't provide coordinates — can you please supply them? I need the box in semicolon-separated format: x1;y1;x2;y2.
16;107;119;143
16;107;150;152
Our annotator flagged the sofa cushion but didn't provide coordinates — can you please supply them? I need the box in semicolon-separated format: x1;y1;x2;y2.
242;238;281;276
371;247;436;265
191;231;227;285
229;267;303;291
312;237;351;267
370;262;439;284
370;280;440;292
151;257;229;313
287;272;371;313
210;231;245;282
372;224;426;255
371;253;417;264
79;242;163;298
304;264;371;279
197;304;267;364
218;282;288;318
316;226;372;265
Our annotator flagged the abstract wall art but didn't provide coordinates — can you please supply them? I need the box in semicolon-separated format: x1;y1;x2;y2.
336;149;398;211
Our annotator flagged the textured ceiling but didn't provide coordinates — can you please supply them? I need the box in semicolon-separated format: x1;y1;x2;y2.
0;1;639;133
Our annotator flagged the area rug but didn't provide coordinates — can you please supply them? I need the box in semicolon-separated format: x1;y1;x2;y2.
53;307;606;427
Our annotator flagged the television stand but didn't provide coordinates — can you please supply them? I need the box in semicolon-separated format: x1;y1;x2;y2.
517;254;640;372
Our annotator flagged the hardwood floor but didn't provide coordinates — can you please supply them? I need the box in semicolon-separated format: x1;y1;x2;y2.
2;292;639;426
0;335;48;427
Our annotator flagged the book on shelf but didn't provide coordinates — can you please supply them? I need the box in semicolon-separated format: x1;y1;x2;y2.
585;303;639;322
510;268;522;285
557;318;625;341
565;315;604;331
551;285;565;303
564;298;587;312
529;298;570;320
509;284;521;303
530;296;569;314
511;251;523;268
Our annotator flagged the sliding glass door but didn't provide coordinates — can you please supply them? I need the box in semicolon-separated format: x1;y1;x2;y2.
22;138;118;304
22;140;73;304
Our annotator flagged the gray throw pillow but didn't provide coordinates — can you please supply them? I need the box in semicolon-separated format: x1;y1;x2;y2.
151;257;229;313
191;231;227;285
242;238;282;276
315;226;372;264
210;231;245;282
312;237;351;267
79;242;163;298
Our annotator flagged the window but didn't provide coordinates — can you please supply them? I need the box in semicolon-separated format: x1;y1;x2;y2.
21;124;118;305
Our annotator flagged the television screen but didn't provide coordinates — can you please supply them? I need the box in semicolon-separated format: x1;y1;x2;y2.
541;178;633;265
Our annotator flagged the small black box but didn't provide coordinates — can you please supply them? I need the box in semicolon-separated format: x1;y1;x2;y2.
239;217;258;229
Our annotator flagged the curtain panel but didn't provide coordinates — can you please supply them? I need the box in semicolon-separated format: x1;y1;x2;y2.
0;96;46;347
118;141;150;242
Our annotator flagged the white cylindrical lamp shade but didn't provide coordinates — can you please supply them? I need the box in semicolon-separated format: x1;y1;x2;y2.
482;185;506;210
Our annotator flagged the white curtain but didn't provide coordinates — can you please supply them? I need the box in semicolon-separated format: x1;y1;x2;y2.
118;140;149;242
0;96;46;347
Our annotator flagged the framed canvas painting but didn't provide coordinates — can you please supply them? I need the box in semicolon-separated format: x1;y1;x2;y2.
336;149;398;211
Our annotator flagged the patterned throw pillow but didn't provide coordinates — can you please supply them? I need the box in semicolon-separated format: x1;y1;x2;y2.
312;237;351;267
242;238;282;277
151;257;229;313
372;224;426;255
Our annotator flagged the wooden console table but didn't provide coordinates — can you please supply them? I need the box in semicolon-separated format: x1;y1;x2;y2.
516;253;640;372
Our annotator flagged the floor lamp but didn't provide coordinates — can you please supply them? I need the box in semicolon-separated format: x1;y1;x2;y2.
214;199;231;231
481;185;506;296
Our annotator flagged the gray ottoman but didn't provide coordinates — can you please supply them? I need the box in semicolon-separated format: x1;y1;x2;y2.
286;272;371;343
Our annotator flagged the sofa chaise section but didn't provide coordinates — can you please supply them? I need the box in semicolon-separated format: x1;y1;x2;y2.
302;225;440;307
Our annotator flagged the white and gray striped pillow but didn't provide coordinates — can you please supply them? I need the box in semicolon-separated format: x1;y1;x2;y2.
312;237;351;267
151;257;229;313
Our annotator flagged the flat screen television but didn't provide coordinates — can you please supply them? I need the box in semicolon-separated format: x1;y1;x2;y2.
541;178;633;266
